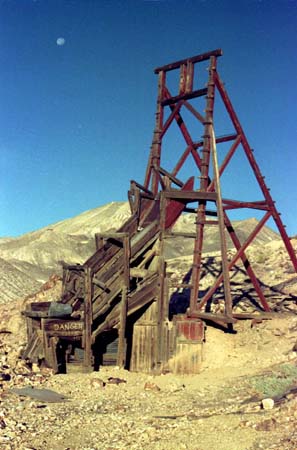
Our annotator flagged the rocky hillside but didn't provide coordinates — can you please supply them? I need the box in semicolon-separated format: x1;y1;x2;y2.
0;202;130;303
0;201;280;303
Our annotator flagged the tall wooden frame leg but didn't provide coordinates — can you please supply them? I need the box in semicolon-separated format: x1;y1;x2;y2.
84;267;93;370
117;234;130;368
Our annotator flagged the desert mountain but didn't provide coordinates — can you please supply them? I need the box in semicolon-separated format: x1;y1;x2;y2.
0;201;280;303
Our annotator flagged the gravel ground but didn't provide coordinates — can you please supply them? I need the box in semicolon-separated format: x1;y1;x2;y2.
1;315;297;450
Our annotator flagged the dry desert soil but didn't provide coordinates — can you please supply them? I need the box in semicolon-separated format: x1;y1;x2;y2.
1;314;297;450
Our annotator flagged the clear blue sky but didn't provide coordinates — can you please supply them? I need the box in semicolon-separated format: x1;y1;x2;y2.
1;0;296;237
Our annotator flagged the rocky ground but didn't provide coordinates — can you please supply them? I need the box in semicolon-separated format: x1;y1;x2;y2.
1;314;297;450
1;239;297;450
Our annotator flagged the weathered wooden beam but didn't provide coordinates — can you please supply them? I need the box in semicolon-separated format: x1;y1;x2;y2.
154;49;222;74
232;312;276;320
117;287;128;368
117;235;130;368
164;190;217;202
84;267;93;370
164;231;197;239
60;262;84;270
85;215;138;272
95;234;105;251
161;88;208;107
93;285;122;320
130;268;154;278
48;337;59;374
92;276;110;292
92;274;159;341
188;312;237;324
157;166;184;187
130;179;154;197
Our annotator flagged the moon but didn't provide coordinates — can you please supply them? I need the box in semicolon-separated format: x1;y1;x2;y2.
56;37;65;46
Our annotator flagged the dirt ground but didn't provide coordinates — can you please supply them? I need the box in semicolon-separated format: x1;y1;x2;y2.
1;314;297;450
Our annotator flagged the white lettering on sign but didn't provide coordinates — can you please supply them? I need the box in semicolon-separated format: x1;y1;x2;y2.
52;322;83;332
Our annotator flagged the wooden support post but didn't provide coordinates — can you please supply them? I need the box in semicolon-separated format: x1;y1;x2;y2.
210;126;233;319
190;56;217;315
84;267;93;370
95;234;105;251
49;337;58;374
160;275;169;366
156;192;167;370
41;318;51;369
117;287;128;368
117;234;130;368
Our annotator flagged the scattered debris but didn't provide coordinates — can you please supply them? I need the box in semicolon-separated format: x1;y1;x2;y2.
89;377;106;388
107;377;127;385
261;398;275;410
10;386;68;403
144;381;161;392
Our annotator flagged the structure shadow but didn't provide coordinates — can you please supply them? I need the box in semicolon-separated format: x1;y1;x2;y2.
169;256;297;318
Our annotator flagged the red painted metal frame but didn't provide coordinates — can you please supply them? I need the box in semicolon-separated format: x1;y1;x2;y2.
142;49;297;320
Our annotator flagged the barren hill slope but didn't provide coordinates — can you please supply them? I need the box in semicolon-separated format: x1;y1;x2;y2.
0;201;280;303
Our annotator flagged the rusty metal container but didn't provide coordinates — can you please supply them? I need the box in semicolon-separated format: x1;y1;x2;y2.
175;315;205;341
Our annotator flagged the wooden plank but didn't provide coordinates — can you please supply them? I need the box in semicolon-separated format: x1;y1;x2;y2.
60;263;84;271
27;302;51;312
22;330;44;362
164;231;197;239
161;88;208;106
189;312;237;323
93;285;122;320
117;287;128;368
138;246;157;269
159;277;170;366
130;302;159;372
95;234;105;251
164;190;217;202
157;166;184;187
130;268;154;278
210;126;233;319
232;312;277;320
97;232;129;241
23;310;49;318
154;49;222;74
85;215;138;271
25;317;34;341
130;221;160;258
128;276;159;316
48;337;58;374
130;323;158;372
130;179;154;196
92;276;110;292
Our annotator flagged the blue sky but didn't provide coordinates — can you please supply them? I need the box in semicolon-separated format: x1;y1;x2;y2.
1;0;296;237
